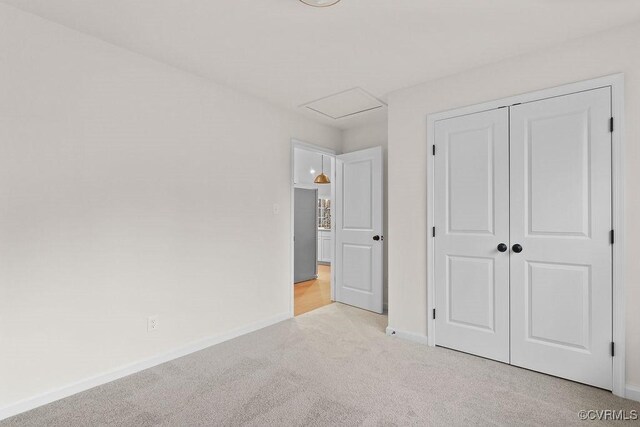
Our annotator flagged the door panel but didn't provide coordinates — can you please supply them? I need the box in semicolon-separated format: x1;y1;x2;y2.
447;127;495;234
510;87;612;389
447;256;495;331
343;244;372;292
434;108;510;363
335;147;383;313
527;262;591;349
527;110;591;236
343;160;373;229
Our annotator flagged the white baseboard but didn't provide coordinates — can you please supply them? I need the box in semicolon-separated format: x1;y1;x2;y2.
0;312;291;421
626;384;640;402
385;326;429;345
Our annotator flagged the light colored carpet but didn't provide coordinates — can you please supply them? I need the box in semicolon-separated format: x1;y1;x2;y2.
3;303;639;426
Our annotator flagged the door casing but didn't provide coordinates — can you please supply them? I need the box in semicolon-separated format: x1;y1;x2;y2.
426;74;626;397
290;140;337;317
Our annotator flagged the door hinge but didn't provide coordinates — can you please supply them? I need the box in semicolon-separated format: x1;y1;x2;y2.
433;308;436;319
432;227;436;237
610;117;614;133
610;230;615;244
611;342;615;357
432;145;436;156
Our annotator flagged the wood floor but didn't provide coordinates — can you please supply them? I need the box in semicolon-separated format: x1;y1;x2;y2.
294;264;332;316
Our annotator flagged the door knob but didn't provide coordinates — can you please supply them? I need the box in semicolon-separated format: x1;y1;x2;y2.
497;243;508;253
512;244;523;253
373;235;381;241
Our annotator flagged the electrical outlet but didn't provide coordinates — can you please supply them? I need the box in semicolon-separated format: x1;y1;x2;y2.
273;204;280;215
147;315;159;332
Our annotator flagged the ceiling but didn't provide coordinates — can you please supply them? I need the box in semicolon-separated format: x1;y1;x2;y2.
3;0;640;129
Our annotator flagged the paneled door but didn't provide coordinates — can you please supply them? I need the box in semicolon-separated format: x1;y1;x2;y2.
335;147;383;313
434;108;511;362
509;88;613;389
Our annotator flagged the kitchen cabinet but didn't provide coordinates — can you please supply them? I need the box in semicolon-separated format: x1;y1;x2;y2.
317;230;332;264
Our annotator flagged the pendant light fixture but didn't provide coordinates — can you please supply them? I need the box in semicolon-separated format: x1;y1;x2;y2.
314;155;331;184
300;0;341;7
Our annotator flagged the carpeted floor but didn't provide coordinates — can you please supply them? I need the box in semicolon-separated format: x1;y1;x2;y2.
3;303;639;426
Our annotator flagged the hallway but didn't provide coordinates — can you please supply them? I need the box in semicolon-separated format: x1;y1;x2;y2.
294;264;332;316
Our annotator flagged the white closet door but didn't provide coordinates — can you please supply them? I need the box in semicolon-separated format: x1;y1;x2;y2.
434;108;510;362
509;88;612;389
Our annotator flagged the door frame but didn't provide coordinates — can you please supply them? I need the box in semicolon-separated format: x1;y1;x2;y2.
425;74;626;397
290;139;336;318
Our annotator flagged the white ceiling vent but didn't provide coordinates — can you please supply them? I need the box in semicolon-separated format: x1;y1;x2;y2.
301;88;386;120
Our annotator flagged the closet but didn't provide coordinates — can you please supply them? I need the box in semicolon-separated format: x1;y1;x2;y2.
433;87;613;389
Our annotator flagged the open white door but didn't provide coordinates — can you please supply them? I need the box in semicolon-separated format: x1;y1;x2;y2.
335;147;383;314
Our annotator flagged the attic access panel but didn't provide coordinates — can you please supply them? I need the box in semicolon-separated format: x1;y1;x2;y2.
302;88;386;119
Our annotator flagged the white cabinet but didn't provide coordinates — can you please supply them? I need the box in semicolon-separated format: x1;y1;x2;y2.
317;230;332;264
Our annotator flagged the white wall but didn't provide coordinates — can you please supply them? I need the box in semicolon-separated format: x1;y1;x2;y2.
342;121;389;307
342;121;388;153
387;22;640;388
293;148;332;199
0;4;341;409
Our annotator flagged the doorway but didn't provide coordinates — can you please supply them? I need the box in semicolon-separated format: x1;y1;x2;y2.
292;143;336;316
291;141;385;317
427;75;626;395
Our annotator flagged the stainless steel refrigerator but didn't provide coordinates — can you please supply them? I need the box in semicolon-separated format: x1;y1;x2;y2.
294;188;318;283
